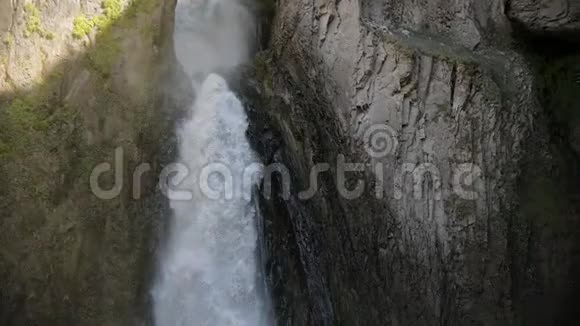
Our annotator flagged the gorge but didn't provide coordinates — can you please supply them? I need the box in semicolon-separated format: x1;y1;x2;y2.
0;0;580;325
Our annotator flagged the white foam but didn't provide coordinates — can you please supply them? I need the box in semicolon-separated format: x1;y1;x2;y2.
152;1;270;325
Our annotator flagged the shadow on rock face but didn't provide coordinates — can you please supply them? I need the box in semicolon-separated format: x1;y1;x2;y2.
0;0;192;325
507;0;580;43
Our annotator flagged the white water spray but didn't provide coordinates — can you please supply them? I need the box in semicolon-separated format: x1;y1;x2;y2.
152;1;270;325
173;0;255;79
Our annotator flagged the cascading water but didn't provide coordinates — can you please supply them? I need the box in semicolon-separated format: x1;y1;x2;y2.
152;1;271;325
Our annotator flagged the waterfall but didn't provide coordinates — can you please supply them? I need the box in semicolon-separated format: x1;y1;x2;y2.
152;1;271;325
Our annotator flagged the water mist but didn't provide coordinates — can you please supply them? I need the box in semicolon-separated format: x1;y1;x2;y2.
151;1;271;325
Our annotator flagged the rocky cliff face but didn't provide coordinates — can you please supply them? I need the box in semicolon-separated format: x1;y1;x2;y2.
507;0;580;40
246;0;580;325
0;0;184;324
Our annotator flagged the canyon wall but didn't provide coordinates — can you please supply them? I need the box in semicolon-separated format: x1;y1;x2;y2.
247;0;580;325
0;0;185;324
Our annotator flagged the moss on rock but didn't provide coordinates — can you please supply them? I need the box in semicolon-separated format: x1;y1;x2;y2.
0;0;178;324
89;36;121;77
72;15;95;39
23;3;54;40
2;33;13;46
72;0;160;78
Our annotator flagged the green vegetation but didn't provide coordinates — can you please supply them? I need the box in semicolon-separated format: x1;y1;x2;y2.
74;0;157;38
103;0;123;18
72;0;125;77
93;0;123;30
89;37;120;78
0;67;74;154
2;34;12;46
72;0;123;39
3;0;163;151
24;3;54;40
126;0;158;20
72;15;95;39
0;2;171;320
0;139;8;157
5;98;42;131
0;93;76;162
72;0;160;78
